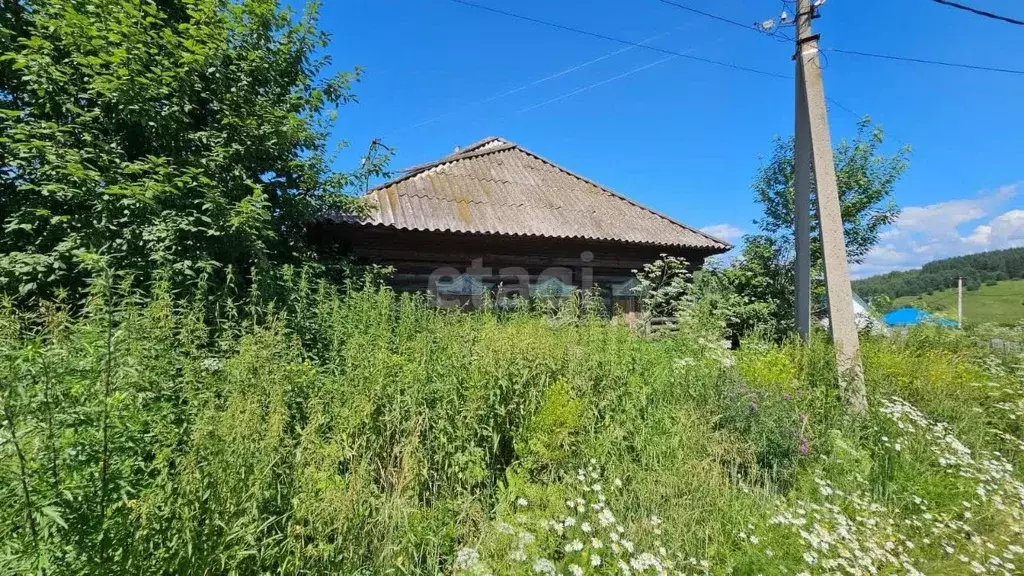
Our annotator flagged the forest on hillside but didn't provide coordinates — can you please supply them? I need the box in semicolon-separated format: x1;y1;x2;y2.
853;247;1024;299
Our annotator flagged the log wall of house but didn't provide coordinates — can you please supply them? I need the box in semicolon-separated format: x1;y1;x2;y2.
316;225;710;295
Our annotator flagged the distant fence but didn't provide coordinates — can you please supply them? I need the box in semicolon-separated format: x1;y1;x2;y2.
648;316;678;337
988;339;1021;355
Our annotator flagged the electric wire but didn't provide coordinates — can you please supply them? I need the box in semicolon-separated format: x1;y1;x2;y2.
931;0;1024;26
656;0;1024;75
829;48;1024;75
445;0;789;79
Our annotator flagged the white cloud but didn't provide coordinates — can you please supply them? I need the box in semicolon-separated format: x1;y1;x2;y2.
853;184;1022;278
700;223;744;243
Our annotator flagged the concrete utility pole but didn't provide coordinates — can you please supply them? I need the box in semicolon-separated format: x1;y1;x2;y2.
794;0;867;413
957;276;964;328
794;25;812;341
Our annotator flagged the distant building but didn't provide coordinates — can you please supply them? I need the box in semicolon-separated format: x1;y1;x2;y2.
315;137;730;308
821;292;887;333
883;307;958;328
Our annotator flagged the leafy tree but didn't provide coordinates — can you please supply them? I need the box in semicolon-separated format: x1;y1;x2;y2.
730;118;909;337
720;235;796;337
750;117;910;266
0;0;386;299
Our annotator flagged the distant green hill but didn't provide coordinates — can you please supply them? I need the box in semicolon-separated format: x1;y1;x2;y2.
853;247;1024;300
890;278;1024;326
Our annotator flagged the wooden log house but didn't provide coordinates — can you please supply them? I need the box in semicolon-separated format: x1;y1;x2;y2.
315;137;731;310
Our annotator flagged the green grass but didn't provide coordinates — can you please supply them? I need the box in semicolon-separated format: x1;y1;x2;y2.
3;273;1024;574
893;278;1024;325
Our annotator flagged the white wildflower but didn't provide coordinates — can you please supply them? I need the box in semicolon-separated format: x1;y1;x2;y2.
454;548;481;571
564;539;584;553
532;558;556;575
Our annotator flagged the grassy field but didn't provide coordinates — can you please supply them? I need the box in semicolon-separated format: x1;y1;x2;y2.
4;278;1024;574
894;278;1024;325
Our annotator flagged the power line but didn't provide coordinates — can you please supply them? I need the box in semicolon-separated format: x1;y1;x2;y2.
657;0;758;33
830;48;1024;75
445;0;864;123
657;0;793;42
932;0;1024;26
445;0;789;79
399;25;692;134
655;0;1024;76
517;56;678;114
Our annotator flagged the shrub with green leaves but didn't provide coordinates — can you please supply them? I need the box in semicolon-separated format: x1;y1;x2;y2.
3;274;1024;574
0;0;386;299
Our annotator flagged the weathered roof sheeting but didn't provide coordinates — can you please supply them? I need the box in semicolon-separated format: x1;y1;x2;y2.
346;137;730;251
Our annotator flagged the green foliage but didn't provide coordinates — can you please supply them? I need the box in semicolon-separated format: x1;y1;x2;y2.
750;117;909;266
855;247;1024;302
726;118;909;339
632;255;692;318
516;379;587;478
0;0;388;300
4;275;1024;574
716;236;796;338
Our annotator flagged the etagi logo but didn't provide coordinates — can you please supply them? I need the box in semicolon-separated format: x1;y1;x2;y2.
428;251;596;308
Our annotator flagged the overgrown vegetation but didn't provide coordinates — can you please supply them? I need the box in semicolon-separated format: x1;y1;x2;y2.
3;272;1024;574
0;0;389;301
7;1;1024;574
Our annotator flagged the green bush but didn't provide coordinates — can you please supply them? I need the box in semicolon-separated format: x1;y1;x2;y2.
3;277;1024;574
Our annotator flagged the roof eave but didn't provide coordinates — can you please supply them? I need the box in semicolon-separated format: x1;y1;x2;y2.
327;220;731;253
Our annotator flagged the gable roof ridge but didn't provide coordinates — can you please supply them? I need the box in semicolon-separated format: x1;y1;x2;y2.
365;139;512;197
507;142;734;249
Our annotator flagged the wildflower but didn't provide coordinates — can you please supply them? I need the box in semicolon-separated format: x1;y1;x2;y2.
532;558;556;575
799;438;811;456
455;548;481;571
598;508;616;527
564;516;577;528
564;539;584;553
591;537;603;549
568;564;584;576
516;497;529;507
630;552;661;572
581;521;592;533
614;478;623;489
590;553;602;567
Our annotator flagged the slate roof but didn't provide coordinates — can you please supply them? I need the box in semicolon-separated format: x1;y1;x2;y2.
340;137;730;251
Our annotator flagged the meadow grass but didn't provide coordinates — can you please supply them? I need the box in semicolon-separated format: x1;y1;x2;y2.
2;272;1024;574
893;278;1024;326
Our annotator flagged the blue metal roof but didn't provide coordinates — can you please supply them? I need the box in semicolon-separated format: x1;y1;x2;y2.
883;307;957;327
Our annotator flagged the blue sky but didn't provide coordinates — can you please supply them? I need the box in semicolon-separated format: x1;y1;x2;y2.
319;0;1024;277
